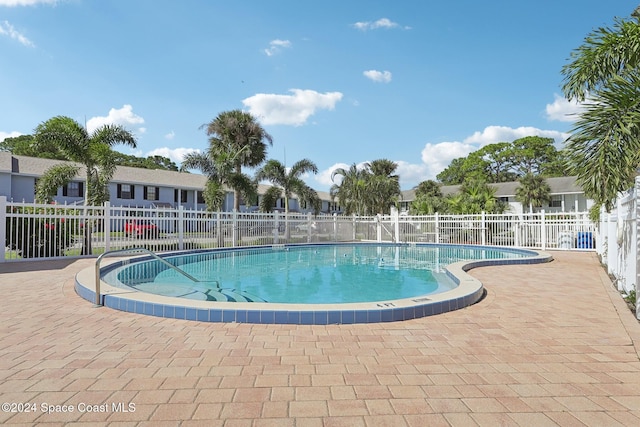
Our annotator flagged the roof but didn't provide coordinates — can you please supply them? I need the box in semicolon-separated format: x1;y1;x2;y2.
402;176;584;202
0;152;334;201
0;152;208;189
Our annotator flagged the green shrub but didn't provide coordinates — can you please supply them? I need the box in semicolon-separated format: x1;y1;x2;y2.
6;206;80;258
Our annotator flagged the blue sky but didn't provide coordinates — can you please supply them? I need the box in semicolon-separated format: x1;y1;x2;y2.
1;0;637;192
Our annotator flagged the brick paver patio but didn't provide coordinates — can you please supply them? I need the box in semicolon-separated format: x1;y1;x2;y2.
1;251;639;426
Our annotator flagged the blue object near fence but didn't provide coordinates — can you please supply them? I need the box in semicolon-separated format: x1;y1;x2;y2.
576;231;594;249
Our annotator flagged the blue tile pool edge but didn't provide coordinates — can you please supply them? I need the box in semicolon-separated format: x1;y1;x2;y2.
75;244;553;325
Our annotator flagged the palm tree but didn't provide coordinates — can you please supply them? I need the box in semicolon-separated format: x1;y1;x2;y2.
412;179;445;214
366;159;401;214
447;178;506;214
561;10;640;211
515;173;551;213
330;164;370;215
202;110;272;211
255;159;320;214
330;160;402;215
256;159;321;239
180;151;234;211
34;116;137;254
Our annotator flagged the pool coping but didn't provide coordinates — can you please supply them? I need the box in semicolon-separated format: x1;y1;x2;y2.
75;243;553;324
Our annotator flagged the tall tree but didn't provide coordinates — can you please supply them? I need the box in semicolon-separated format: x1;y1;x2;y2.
1;134;67;159
475;142;518;182
509;136;557;176
34;116;137;254
255;158;320;214
561;10;640;210
366;159;401;214
180;149;252;211
437;156;487;185
330;160;401;216
437;138;565;185
515;173;552;213
202;110;273;211
330;164;369;215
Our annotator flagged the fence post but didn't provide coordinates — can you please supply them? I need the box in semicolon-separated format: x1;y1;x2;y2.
274;211;280;245
232;211;238;247
393;208;400;244
0;196;6;263
481;211;486;246
376;214;382;243
178;205;184;250
333;213;338;242
435;212;440;244
541;209;546;250
103;201;111;253
352;214;356;241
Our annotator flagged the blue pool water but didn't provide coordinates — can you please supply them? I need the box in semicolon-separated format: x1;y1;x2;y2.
104;244;532;304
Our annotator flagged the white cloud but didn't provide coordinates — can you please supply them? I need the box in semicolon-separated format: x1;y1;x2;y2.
395;160;430;189
0;20;34;47
363;70;392;83
0;0;58;5
0;130;23;141
545;93;585;122
264;39;291;56
242;89;343;126
420;141;477;178
352;18;405;31
165;130;175;140
86;104;145;134
146;147;200;165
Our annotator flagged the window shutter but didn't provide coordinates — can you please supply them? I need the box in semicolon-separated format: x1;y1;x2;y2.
78;182;84;197
62;184;68;197
131;186;135;199
155;187;159;201
143;186;148;199
117;184;122;198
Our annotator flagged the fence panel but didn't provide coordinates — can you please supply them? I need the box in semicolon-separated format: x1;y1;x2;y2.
598;183;637;298
2;197;598;263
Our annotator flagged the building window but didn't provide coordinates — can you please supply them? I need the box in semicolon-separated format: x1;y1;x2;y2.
174;189;187;203
550;195;562;208
63;182;83;198
144;186;159;201
117;184;135;200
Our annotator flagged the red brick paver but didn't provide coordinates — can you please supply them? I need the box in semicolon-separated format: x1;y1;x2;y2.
1;251;639;426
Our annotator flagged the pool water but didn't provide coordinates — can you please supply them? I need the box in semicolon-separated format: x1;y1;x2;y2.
108;244;531;304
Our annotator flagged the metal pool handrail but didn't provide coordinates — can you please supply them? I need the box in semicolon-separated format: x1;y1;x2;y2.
94;247;200;306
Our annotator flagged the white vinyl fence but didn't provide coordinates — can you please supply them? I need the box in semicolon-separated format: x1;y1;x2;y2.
596;176;639;319
1;196;596;264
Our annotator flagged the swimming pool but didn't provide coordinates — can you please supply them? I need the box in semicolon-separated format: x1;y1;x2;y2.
76;243;551;324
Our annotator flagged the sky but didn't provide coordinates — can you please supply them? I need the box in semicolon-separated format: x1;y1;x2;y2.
1;0;638;192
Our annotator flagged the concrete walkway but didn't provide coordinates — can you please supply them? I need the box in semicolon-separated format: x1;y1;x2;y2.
0;251;639;426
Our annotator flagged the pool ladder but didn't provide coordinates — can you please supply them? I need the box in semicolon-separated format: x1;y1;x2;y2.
94;247;200;306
